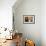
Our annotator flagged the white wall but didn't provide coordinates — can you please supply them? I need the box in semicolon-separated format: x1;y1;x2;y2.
13;0;41;46
0;0;16;29
41;0;46;46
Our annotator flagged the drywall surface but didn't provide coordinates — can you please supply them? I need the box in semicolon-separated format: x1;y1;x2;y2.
0;0;16;29
13;0;41;46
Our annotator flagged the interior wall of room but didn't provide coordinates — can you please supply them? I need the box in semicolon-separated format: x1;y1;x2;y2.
0;0;16;29
13;0;41;46
0;0;46;46
41;0;46;46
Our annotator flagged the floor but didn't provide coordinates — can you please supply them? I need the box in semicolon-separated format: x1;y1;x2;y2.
0;34;24;46
0;39;24;46
0;39;16;46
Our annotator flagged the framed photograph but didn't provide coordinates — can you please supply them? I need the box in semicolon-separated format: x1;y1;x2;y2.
23;15;35;24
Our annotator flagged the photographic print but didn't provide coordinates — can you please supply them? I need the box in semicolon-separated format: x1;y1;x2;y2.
23;15;35;24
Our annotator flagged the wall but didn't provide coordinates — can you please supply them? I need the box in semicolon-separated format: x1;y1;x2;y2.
41;0;46;46
13;0;41;46
0;0;16;30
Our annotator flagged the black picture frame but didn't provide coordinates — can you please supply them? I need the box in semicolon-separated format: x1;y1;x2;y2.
23;15;35;24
